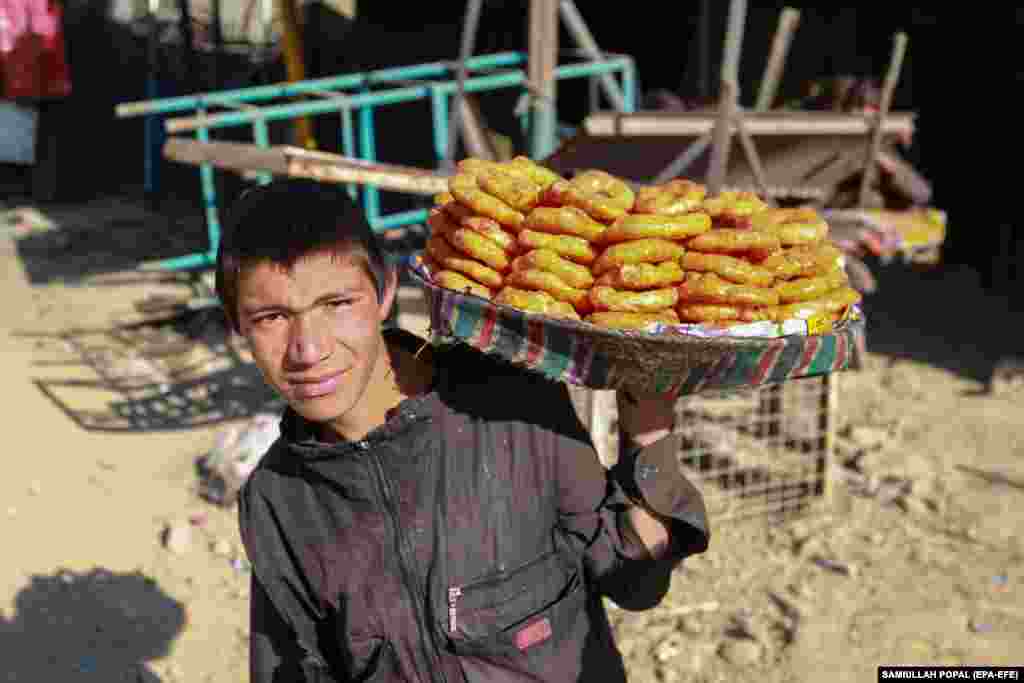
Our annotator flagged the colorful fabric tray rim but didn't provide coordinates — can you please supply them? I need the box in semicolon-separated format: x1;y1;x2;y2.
407;263;867;395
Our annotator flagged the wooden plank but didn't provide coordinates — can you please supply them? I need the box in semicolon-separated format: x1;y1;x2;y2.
583;111;916;138
162;138;451;195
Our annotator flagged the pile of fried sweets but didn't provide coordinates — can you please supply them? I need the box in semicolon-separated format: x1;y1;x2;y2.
422;157;861;332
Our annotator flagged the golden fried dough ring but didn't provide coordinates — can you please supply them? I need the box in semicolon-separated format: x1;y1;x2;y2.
477;168;543;213
677;273;780;307
524;206;607;243
511;249;594;289
676;303;772;323
774;269;848;304
590;285;680;313
591;238;687;275
701;191;770;228
435;203;518;252
585;310;681;330
543;179;629;223
686;228;781;254
602;213;711;244
508;156;565;189
505;268;591;312
751;207;829;246
449;173;526;230
758;243;843;280
425;235;504;290
428;209;515;257
446;226;511;272
679;251;775;287
518;229;598;265
767;286;862;322
494;286;580;320
571;170;636;210
634;179;707;215
595;261;685;290
434;192;455;205
434;270;493;299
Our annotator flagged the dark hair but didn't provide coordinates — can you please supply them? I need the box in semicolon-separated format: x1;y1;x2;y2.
215;178;389;333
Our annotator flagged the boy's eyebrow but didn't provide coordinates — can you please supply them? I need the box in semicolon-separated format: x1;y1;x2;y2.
240;291;356;317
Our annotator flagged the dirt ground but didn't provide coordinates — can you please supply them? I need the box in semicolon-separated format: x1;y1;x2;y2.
0;197;1021;683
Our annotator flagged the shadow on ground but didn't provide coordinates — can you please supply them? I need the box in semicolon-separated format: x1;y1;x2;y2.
18;306;283;432
3;196;211;286
0;568;186;682
858;257;1023;385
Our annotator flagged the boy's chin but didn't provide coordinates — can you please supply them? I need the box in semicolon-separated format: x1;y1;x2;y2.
290;397;350;426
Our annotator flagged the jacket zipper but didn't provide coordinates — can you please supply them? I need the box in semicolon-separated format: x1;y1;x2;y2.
446;548;555;634
370;452;449;683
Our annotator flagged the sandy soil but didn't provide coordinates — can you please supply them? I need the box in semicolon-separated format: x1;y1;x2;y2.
0;198;1020;682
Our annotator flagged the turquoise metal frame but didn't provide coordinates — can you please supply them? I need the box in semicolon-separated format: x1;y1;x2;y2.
117;50;636;271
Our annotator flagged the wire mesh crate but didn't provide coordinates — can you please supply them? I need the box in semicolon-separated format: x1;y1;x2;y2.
571;374;839;523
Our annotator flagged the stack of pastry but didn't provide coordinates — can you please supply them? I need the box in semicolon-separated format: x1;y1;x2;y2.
583;179;711;330
676;198;861;329
673;190;783;325
425;157;561;305
496;169;625;320
426;161;860;333
752;207;862;326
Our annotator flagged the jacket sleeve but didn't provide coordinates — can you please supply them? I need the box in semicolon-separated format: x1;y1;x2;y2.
239;471;339;683
542;382;710;611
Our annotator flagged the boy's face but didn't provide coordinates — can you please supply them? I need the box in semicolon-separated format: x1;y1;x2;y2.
235;249;396;428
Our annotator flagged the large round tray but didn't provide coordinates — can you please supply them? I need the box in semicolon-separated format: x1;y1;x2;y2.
408;262;866;395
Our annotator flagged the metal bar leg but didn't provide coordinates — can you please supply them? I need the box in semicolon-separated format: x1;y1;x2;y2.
197;106;222;258
621;57;637;113
252;117;272;185
429;86;450;166
340;104;357;200
358;102;381;226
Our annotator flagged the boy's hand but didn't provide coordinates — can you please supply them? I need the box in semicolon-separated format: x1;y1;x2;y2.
616;386;681;449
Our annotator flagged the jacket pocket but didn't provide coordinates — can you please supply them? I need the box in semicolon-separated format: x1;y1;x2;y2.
444;548;586;659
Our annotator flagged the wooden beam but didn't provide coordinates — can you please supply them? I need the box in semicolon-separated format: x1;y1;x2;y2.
583;111;917;138
859;32;908;207
707;0;747;193
162;138;451;195
755;8;800;111
529;0;559;159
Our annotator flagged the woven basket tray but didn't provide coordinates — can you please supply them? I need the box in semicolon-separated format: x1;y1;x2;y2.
408;262;866;395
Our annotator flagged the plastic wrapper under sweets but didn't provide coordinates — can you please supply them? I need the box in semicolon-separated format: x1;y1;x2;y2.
414;159;867;397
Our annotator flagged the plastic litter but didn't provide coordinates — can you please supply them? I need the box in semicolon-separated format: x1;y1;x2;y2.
196;413;281;506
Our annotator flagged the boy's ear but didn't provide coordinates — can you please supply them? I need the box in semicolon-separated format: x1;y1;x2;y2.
378;267;400;322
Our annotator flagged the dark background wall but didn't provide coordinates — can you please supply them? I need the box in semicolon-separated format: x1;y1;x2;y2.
15;2;1021;287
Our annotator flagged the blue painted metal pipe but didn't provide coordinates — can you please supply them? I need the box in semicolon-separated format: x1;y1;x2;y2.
118;52;527;118
164;58;633;134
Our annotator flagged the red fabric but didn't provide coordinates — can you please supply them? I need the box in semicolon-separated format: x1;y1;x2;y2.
0;0;71;99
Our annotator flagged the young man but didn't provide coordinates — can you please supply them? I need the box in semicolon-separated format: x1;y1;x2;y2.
219;179;710;682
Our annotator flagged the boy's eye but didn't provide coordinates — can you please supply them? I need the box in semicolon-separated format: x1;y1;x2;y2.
253;313;284;326
326;298;354;308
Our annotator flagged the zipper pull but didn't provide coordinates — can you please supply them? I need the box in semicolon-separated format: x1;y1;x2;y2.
447;586;462;634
